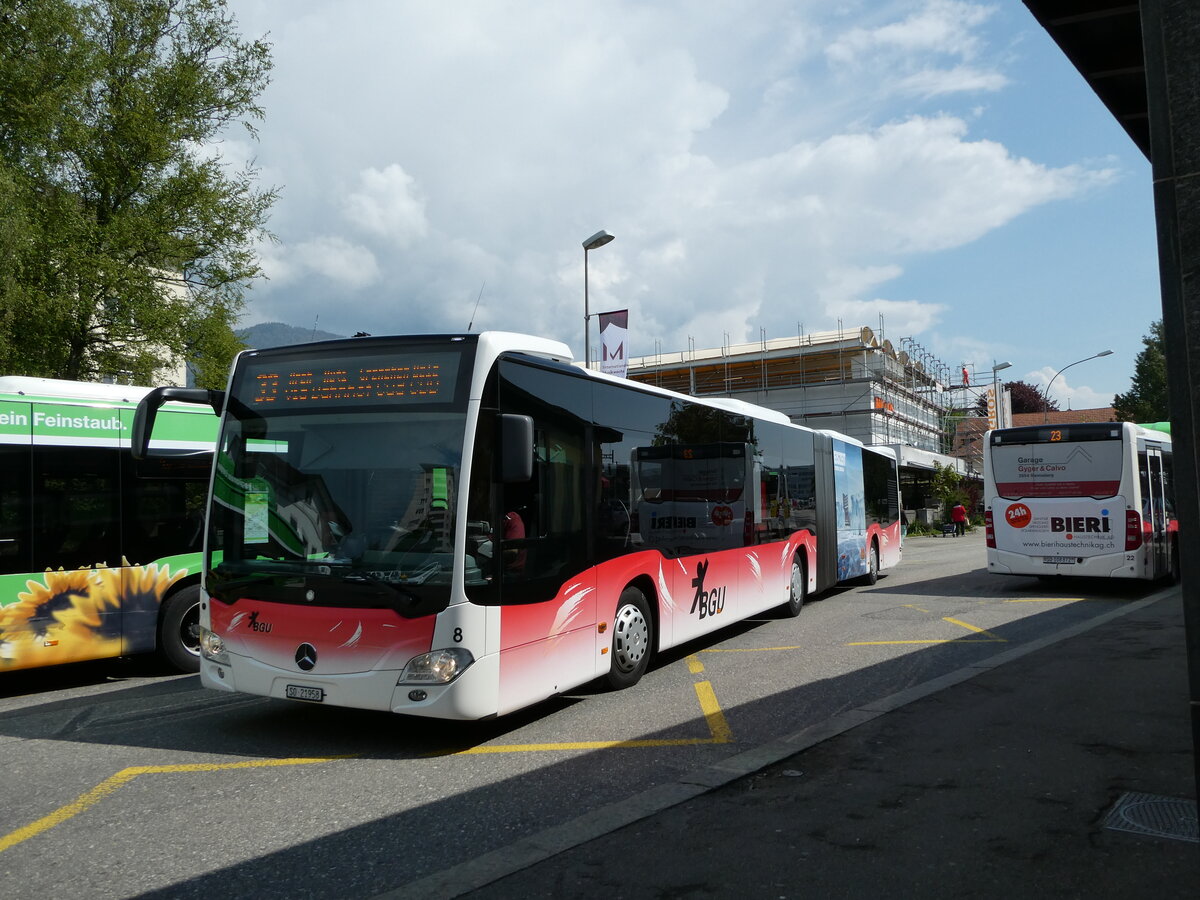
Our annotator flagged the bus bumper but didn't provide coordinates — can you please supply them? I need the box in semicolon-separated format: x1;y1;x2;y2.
986;549;1139;578
200;651;501;720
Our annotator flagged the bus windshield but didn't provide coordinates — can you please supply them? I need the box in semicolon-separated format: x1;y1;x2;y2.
205;342;473;614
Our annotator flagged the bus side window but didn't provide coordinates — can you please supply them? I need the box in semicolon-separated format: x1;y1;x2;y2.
31;446;122;571
122;457;208;564
0;444;32;575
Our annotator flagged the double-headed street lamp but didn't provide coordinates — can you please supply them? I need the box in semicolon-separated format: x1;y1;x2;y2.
582;230;615;369
1043;350;1114;422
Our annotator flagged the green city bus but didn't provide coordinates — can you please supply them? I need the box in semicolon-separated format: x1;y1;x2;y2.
0;376;216;673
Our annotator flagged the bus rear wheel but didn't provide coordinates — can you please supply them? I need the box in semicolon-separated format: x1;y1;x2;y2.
783;553;806;617
862;541;879;586
605;587;652;690
158;585;202;674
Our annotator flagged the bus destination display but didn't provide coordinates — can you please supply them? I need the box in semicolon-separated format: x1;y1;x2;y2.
244;351;461;407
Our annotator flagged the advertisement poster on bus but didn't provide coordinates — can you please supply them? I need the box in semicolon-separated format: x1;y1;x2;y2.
993;497;1125;558
832;440;868;580
990;438;1124;499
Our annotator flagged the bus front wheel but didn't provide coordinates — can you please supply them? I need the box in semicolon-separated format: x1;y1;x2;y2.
606;587;653;690
158;585;202;674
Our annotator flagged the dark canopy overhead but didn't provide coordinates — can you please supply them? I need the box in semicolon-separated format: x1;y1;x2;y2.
1022;1;1149;159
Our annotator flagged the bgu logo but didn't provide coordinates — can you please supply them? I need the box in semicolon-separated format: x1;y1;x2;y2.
690;559;726;620
1005;503;1032;529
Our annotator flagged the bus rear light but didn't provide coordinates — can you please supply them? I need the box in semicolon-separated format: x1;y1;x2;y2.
1125;511;1143;550
984;510;996;548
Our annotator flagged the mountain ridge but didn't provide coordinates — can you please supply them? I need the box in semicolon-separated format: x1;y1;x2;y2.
237;321;344;349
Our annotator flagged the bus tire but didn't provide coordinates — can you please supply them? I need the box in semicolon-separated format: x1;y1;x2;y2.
605;587;653;690
158;585;203;674
862;541;879;586
783;553;806;617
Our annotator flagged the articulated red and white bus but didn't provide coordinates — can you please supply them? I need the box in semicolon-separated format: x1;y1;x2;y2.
134;332;900;719
983;421;1176;581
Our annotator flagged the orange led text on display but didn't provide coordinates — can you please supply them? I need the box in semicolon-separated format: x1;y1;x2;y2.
251;363;443;404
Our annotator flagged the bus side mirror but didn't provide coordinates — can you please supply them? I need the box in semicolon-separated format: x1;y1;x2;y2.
499;414;534;483
133;387;225;460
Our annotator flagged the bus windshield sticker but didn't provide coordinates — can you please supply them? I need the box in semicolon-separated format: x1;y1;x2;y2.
245;490;270;544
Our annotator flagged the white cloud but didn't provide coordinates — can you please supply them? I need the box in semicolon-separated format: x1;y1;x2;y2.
1029;367;1113;411
835;298;947;336
290;237;380;290
895;66;1008;98
343;164;429;246
828;1;994;63
225;0;1125;371
826;1;1008;100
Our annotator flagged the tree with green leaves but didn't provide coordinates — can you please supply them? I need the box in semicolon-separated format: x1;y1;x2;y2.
1113;320;1168;423
929;460;970;522
0;0;275;387
973;380;1058;416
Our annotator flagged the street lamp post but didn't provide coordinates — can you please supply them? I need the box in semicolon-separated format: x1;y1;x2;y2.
991;361;1011;429
582;230;615;369
1042;350;1114;422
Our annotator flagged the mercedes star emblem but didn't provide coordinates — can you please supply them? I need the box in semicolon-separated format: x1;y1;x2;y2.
295;643;318;671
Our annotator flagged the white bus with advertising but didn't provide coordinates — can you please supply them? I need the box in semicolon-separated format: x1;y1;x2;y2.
983;421;1176;581
133;332;901;719
0;377;217;673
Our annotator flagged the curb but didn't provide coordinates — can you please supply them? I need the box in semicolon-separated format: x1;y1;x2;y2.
373;585;1178;899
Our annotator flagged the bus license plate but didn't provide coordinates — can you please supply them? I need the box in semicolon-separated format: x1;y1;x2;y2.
286;684;325;702
1043;556;1076;565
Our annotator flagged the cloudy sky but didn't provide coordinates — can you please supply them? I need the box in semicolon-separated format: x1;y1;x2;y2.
222;0;1160;410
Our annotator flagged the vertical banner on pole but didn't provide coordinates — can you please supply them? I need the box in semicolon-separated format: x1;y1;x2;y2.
986;386;998;430
598;309;629;378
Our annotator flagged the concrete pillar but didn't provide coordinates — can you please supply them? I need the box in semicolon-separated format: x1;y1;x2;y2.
1141;0;1200;798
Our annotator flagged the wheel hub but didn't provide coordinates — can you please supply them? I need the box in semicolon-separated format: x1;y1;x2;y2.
612;604;648;672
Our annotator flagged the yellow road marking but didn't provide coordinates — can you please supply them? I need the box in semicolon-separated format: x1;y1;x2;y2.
942;617;1005;641
5;660;740;848
0;756;351;855
701;645;803;653
452;736;721;754
1003;597;1087;603
848;615;1006;646
904;604;931;613
693;680;734;743
848;639;1007;645
453;678;735;755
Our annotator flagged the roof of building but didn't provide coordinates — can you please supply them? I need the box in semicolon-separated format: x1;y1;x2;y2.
1011;407;1119;426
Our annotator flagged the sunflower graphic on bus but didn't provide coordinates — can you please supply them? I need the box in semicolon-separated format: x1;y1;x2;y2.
0;561;188;670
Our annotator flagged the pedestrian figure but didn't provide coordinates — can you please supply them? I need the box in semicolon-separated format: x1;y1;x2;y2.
951;502;967;537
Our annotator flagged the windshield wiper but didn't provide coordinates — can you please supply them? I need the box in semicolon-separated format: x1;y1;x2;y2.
338;570;450;617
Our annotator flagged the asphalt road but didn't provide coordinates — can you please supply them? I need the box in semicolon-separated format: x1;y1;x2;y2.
0;532;1162;898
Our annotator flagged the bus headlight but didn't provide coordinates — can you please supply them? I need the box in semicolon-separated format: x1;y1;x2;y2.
398;648;474;685
199;628;230;665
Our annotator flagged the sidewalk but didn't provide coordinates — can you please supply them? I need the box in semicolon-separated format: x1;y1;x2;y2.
407;587;1198;898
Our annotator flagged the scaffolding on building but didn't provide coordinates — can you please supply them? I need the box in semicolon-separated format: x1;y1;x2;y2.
626;325;966;455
